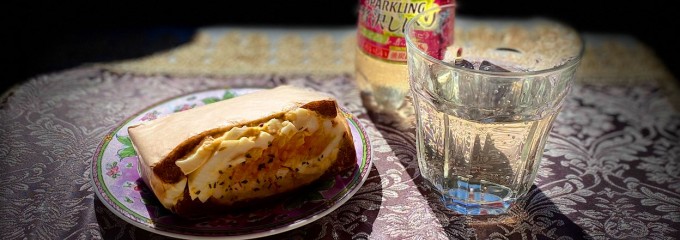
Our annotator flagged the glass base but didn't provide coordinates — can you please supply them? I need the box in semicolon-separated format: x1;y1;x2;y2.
434;180;516;215
440;189;514;215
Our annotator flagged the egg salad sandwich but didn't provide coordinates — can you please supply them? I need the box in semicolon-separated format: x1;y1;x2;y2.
127;85;357;217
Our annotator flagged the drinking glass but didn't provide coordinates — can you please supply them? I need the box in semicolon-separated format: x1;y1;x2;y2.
405;4;584;215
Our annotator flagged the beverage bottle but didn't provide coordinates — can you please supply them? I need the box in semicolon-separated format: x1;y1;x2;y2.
355;0;454;118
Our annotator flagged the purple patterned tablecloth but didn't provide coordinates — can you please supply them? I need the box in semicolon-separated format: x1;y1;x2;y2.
1;66;678;239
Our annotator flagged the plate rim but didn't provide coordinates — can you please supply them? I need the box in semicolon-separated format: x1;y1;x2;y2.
90;87;373;239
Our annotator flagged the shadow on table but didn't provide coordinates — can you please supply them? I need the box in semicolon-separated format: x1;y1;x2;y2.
263;163;384;239
94;197;178;239
6;27;196;94
367;111;591;239
454;187;591;239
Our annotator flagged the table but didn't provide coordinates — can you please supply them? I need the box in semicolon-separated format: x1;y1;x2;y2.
1;20;679;239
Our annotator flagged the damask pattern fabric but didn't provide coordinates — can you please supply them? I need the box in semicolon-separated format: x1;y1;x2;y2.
0;68;677;239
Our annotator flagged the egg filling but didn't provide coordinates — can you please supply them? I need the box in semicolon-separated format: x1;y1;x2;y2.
160;108;346;206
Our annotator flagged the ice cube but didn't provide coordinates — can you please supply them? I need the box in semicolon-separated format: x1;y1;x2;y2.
479;60;510;72
454;59;475;70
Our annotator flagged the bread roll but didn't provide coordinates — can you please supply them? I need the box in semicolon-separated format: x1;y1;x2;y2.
127;85;357;217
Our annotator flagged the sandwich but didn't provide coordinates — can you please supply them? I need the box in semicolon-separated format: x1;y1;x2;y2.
127;85;357;217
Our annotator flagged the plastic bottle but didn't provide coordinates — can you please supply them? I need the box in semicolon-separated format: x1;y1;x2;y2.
355;0;454;118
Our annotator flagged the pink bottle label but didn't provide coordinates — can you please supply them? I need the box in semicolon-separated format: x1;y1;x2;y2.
357;0;453;62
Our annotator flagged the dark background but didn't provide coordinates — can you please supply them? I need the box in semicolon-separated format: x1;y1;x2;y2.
5;1;679;93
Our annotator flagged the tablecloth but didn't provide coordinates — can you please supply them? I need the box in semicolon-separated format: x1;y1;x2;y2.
1;20;679;240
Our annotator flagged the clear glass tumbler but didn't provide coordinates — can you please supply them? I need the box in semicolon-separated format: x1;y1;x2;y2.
405;4;584;215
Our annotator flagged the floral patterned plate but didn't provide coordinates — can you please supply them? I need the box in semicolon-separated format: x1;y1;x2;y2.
91;88;372;239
